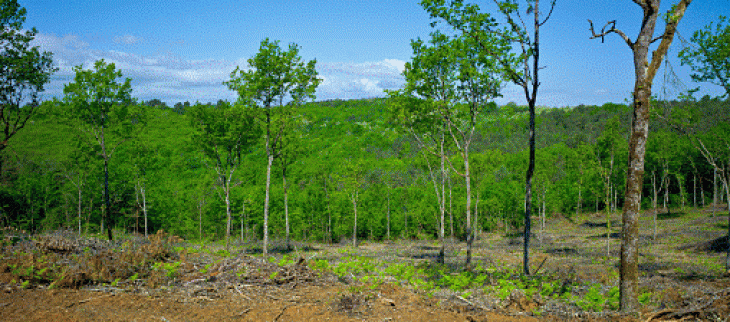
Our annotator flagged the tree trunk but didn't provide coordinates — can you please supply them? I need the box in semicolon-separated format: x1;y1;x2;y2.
198;196;205;241
283;169;290;250
225;178;231;250
620;77;652;312
577;173;583;215
142;182;147;238
387;187;391;240
241;202;245;242
449;173;454;239
78;185;82;235
464;150;473;268
324;176;331;244
693;173;697;208
104;158;112;241
523;98;535;276
263;153;273;255
725;177;730;272
714;168;718;217
352;191;358;247
652;172;658;240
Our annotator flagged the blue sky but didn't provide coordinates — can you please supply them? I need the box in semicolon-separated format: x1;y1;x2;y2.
24;0;729;107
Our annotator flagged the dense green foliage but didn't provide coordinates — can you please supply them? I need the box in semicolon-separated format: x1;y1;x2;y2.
2;93;728;243
0;0;56;151
679;15;730;97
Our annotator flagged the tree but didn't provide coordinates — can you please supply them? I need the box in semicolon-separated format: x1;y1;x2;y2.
391;29;502;267
226;38;320;255
63;60;139;241
189;102;256;249
0;0;56;152
692;124;730;272
588;0;692;312
679;16;730;97
276;115;306;250
421;0;557;275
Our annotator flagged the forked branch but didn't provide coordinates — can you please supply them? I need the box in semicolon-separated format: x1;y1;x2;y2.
588;19;633;48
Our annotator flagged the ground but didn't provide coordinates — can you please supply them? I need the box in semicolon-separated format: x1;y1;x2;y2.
1;207;729;321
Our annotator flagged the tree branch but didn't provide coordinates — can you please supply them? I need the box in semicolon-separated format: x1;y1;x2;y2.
539;0;557;27
647;0;692;82
588;19;633;48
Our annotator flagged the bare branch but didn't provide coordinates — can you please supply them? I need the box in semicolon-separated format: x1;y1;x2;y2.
588;19;633;48
539;0;557;27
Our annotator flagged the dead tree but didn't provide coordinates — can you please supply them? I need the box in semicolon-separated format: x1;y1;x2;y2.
588;0;692;313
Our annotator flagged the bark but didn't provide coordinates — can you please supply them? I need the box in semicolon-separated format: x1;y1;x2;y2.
589;0;691;313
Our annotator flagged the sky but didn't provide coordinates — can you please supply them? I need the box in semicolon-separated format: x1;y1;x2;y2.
22;0;730;107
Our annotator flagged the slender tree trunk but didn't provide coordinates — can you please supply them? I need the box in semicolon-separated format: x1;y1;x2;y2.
78;185;82;235
577;177;583;216
241;202;245;242
245;202;249;242
693;173;697;208
714;168;718;217
225;179;232;250
439;136;446;263
652;172;658;240
283;169;290;250
387;187;391;240
263;153;273;255
142;182;147;238
198;197;204;241
324;176;331;244
523;99;535;275
352;191;358;247
104;158;112;240
725;175;730;272
449;173;454;239
464;150;473;268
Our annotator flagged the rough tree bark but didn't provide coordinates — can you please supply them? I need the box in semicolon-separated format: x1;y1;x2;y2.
589;0;691;312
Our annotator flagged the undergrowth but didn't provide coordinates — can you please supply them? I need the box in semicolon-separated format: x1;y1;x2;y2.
0;230;181;289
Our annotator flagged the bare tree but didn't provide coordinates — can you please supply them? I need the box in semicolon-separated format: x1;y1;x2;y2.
588;0;692;312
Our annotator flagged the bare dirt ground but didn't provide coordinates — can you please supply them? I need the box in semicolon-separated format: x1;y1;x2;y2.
1;207;729;321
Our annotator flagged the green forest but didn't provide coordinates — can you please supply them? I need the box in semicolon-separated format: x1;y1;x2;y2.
3;0;730;316
4;94;729;244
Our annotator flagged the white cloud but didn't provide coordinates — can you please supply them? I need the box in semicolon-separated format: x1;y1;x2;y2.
114;34;142;45
33;32;408;103
383;59;406;74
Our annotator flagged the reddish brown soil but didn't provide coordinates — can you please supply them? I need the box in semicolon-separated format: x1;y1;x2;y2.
0;284;544;322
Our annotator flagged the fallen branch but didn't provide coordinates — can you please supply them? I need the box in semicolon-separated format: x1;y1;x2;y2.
65;293;115;308
455;295;474;306
274;305;293;321
234;284;251;301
